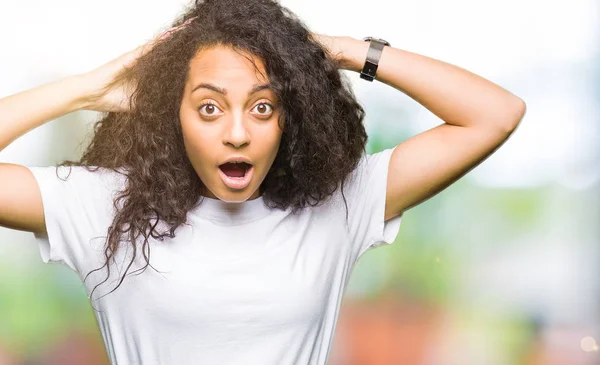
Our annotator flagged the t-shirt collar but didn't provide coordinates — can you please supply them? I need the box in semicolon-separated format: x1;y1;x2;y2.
190;195;274;225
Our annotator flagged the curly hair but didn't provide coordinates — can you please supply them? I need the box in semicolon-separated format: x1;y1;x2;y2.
56;0;369;303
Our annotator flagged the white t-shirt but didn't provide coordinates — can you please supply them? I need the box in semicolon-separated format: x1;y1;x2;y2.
26;147;403;365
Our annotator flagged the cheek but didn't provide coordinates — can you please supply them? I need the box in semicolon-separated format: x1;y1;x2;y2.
185;135;214;165
260;116;283;144
267;127;283;153
180;124;214;166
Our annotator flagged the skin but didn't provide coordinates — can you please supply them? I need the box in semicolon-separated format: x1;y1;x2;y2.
179;44;283;203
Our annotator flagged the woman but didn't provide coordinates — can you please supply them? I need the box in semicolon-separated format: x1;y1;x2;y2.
0;0;526;363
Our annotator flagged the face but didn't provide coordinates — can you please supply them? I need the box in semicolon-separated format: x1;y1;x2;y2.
179;44;283;203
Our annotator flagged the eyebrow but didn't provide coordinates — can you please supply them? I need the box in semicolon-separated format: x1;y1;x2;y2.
191;82;273;97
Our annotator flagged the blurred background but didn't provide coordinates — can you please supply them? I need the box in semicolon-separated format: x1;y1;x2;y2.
0;0;598;364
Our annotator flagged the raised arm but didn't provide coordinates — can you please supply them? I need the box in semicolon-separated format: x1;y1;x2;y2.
0;76;91;234
0;21;188;235
314;34;526;220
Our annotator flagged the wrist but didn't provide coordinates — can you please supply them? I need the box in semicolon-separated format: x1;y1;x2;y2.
339;36;371;72
67;73;101;111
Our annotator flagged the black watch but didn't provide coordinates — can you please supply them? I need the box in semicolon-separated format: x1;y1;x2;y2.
360;37;390;82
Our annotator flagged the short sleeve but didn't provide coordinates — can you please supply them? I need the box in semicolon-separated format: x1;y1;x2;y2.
25;165;122;276
343;147;403;261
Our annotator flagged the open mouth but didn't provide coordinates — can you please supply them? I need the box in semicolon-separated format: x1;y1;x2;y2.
218;162;253;189
219;162;252;177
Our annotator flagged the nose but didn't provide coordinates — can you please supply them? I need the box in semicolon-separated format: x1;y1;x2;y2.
222;110;250;148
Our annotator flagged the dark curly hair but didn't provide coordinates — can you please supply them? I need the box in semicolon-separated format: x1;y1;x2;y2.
56;0;369;304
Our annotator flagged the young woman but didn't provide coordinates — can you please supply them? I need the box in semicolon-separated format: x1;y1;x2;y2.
0;0;526;363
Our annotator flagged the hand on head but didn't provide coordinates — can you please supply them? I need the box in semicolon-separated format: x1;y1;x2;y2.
79;16;198;113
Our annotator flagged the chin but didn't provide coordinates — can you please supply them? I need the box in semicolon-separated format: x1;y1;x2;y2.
206;185;258;202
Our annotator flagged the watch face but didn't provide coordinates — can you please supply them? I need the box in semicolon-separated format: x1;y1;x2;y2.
363;36;390;46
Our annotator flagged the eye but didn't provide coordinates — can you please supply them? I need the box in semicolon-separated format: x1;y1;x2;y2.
252;102;274;116
198;101;222;117
197;101;274;118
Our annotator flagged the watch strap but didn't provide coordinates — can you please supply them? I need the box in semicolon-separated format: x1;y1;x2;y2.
360;38;389;82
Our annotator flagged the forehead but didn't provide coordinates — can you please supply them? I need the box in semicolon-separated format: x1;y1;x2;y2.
187;45;269;86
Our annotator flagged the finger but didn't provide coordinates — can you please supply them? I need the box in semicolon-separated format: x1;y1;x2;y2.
158;16;198;40
125;40;157;67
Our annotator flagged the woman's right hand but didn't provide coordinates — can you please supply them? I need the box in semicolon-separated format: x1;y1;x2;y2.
78;41;155;113
79;18;195;113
